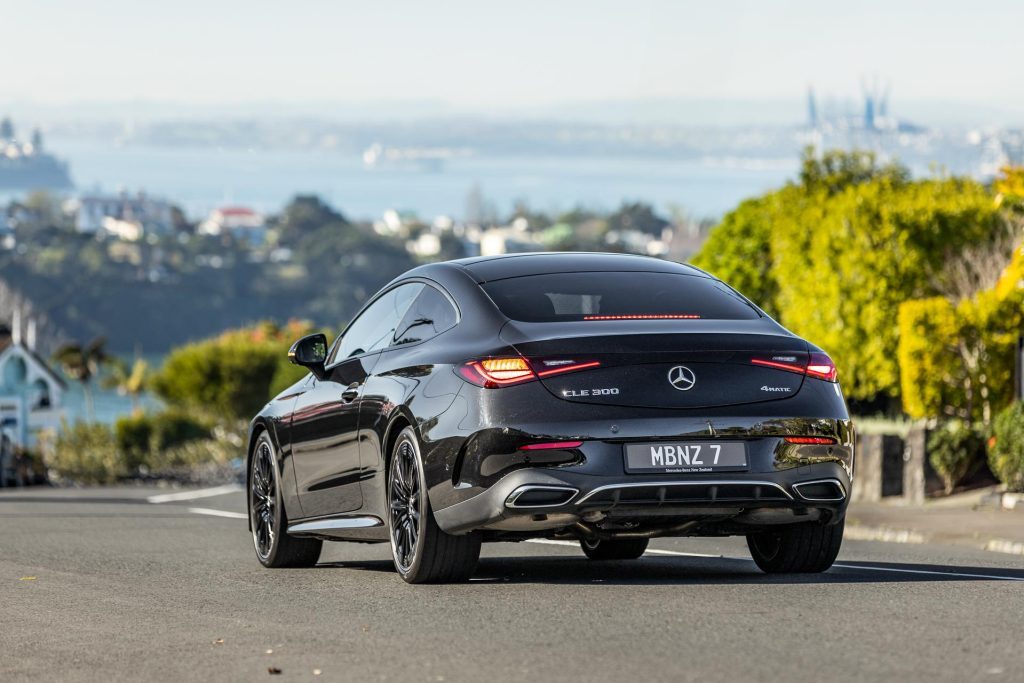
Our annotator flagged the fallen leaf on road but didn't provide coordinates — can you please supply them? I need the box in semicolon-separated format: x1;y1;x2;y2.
313;670;322;676
19;576;37;581
213;639;224;645
268;667;282;675
265;649;273;654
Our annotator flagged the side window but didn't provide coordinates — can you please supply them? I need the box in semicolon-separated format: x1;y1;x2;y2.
333;283;423;361
391;285;458;347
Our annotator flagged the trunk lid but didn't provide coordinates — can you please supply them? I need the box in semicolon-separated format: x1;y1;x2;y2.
501;320;809;409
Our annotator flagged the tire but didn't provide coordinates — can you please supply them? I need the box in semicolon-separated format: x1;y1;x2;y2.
746;518;845;573
580;537;649;560
249;432;322;568
388;427;481;583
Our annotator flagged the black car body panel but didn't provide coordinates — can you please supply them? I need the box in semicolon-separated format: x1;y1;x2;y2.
248;253;854;547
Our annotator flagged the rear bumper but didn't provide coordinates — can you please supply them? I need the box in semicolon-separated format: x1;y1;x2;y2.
433;462;851;535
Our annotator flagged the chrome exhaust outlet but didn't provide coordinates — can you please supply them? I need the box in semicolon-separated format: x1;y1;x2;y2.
792;479;847;502
505;485;578;509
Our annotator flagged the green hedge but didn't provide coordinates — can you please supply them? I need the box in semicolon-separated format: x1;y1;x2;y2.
927;422;985;494
990;403;1024;492
114;411;212;470
50;421;122;484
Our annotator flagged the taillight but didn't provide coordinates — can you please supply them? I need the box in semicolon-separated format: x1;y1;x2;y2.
806;352;838;382
457;358;535;388
535;360;601;377
783;436;837;445
750;352;838;383
457;357;601;388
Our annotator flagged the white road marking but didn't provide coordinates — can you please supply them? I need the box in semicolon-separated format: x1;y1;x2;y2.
186;507;248;520
146;484;243;504
831;563;1024;582
526;539;1024;581
644;548;722;558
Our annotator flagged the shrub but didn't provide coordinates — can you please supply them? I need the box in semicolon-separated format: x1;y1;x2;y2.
114;414;151;470
49;421;122;484
152;321;324;421
151;338;278;420
927;422;986;494
149;437;241;471
898;298;960;421
114;411;212;471
990;402;1024;492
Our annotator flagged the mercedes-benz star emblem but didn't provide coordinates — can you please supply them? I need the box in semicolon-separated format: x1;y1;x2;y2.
667;365;696;391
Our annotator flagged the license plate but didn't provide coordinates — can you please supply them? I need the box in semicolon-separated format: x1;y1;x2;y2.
624;442;748;473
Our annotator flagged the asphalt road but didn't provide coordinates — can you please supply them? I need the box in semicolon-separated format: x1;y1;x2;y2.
2;486;1023;682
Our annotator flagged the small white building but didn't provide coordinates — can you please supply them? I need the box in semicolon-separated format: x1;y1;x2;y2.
479;218;543;256
198;206;267;244
73;191;173;240
0;313;66;453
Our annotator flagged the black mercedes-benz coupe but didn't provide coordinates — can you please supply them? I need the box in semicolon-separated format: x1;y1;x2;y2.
247;252;854;582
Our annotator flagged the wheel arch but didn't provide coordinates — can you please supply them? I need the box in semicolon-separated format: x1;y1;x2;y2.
246;417;287;531
245;420;269;532
382;409;415;475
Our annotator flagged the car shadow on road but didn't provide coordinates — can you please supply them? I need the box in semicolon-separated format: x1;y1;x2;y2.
317;555;1024;585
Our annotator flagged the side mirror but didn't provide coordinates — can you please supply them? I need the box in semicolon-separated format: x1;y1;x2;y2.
288;333;328;380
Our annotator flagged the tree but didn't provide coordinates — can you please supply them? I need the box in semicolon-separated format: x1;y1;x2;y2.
693;148;1005;402
53;338;110;420
798;147;909;194
102;357;151;415
773;176;1002;400
690;195;781;318
995;166;1024;209
608;202;669;237
898;234;1024;426
276;195;349;243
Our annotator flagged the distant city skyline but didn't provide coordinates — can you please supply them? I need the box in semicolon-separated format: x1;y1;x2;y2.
4;0;1024;127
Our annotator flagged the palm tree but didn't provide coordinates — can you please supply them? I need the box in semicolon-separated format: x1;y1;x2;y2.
53;338;110;421
102;357;150;415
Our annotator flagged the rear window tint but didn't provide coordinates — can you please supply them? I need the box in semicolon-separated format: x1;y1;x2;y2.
481;271;759;322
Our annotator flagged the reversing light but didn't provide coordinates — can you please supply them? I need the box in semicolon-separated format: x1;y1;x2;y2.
805;352;838;382
518;441;584;451
783;436;837;445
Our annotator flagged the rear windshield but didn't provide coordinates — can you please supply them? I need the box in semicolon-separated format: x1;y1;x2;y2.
481;271;760;322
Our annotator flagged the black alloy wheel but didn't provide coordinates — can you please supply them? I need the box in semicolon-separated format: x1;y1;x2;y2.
387;427;481;583
389;435;421;571
249;433;322;568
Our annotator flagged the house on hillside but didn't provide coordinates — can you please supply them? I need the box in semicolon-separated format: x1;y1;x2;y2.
0;311;66;457
71;191;174;240
478;218;543;256
197;206;267;245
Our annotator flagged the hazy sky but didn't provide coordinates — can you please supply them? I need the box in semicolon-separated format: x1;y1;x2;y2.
5;0;1024;115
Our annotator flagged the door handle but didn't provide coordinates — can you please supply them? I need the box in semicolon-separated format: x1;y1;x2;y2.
341;383;361;402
